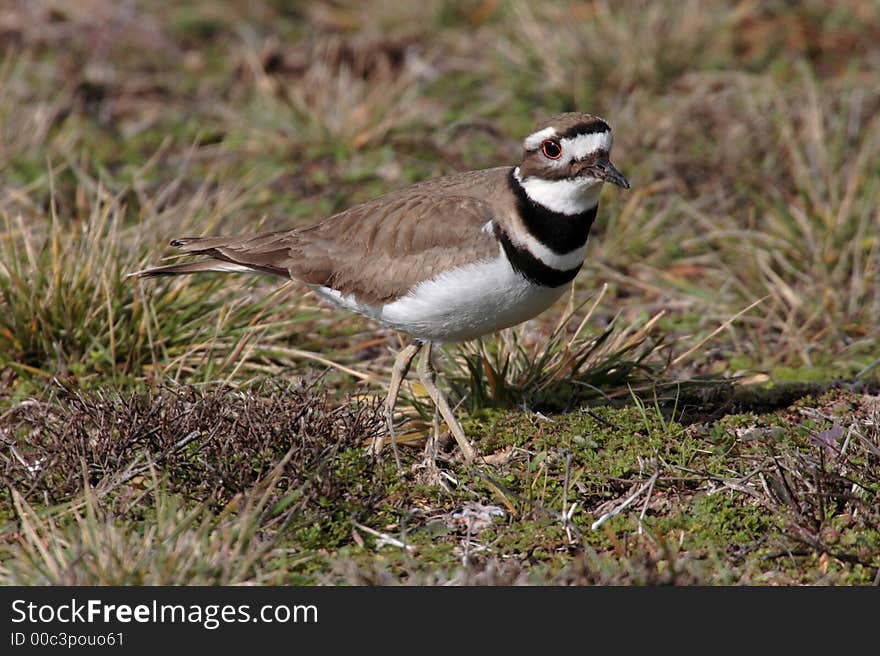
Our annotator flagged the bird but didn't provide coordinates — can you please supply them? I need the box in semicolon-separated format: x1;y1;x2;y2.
133;112;629;463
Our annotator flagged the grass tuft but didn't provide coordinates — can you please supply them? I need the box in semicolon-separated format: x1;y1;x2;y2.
447;286;667;412
1;482;275;585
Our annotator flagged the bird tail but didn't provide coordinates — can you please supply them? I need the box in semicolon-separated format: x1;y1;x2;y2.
129;259;256;278
129;234;292;279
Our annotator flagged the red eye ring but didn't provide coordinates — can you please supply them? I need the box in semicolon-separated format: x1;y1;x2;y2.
541;139;562;159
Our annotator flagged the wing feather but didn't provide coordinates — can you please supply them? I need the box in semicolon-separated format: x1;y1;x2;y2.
135;168;511;304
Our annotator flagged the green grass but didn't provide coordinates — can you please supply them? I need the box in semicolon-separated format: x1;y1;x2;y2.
0;0;878;585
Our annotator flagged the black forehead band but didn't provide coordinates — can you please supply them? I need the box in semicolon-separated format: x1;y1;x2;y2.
556;120;611;140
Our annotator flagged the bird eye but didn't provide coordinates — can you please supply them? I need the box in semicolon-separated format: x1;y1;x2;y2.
541;140;562;159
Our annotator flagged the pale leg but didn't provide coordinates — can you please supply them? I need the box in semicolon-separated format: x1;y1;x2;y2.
416;342;476;462
371;341;423;462
417;404;442;483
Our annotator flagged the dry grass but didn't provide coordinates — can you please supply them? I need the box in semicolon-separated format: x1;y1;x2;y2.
0;379;382;509
1;482;278;585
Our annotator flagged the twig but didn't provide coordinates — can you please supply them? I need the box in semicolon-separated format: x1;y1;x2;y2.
104;429;203;490
351;521;415;552
560;450;577;544
473;469;583;543
592;470;660;531
671;297;766;366
273;346;374;382
637;470;658;535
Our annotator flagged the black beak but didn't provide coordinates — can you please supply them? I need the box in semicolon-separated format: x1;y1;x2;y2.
586;156;630;189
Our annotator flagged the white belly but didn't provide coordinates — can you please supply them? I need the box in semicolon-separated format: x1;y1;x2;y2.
310;252;569;343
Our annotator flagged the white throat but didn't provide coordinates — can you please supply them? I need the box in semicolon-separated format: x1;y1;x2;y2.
514;167;602;215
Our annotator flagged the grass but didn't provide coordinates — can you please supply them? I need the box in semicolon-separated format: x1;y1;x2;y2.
2;483;276;585
0;0;878;585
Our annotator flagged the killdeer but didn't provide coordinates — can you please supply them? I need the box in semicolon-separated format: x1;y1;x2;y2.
134;112;629;463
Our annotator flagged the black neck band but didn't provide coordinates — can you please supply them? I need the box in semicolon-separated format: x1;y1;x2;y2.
495;225;583;288
508;170;598;256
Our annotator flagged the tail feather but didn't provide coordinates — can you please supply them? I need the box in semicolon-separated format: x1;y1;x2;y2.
131;233;293;279
129;260;255;279
169;236;246;251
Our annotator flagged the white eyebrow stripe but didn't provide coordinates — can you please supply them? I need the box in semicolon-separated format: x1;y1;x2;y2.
523;127;557;150
561;131;613;160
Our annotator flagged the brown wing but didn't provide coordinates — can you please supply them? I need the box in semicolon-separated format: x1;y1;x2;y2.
142;168;511;305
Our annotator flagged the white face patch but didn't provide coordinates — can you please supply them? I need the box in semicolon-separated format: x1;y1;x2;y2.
522;126;614;181
514;167;603;216
560;130;613;160
523;127;558;151
525;126;613;163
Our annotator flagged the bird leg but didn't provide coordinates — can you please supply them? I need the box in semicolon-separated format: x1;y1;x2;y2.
418;404;443;484
416;342;476;462
371;341;423;462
